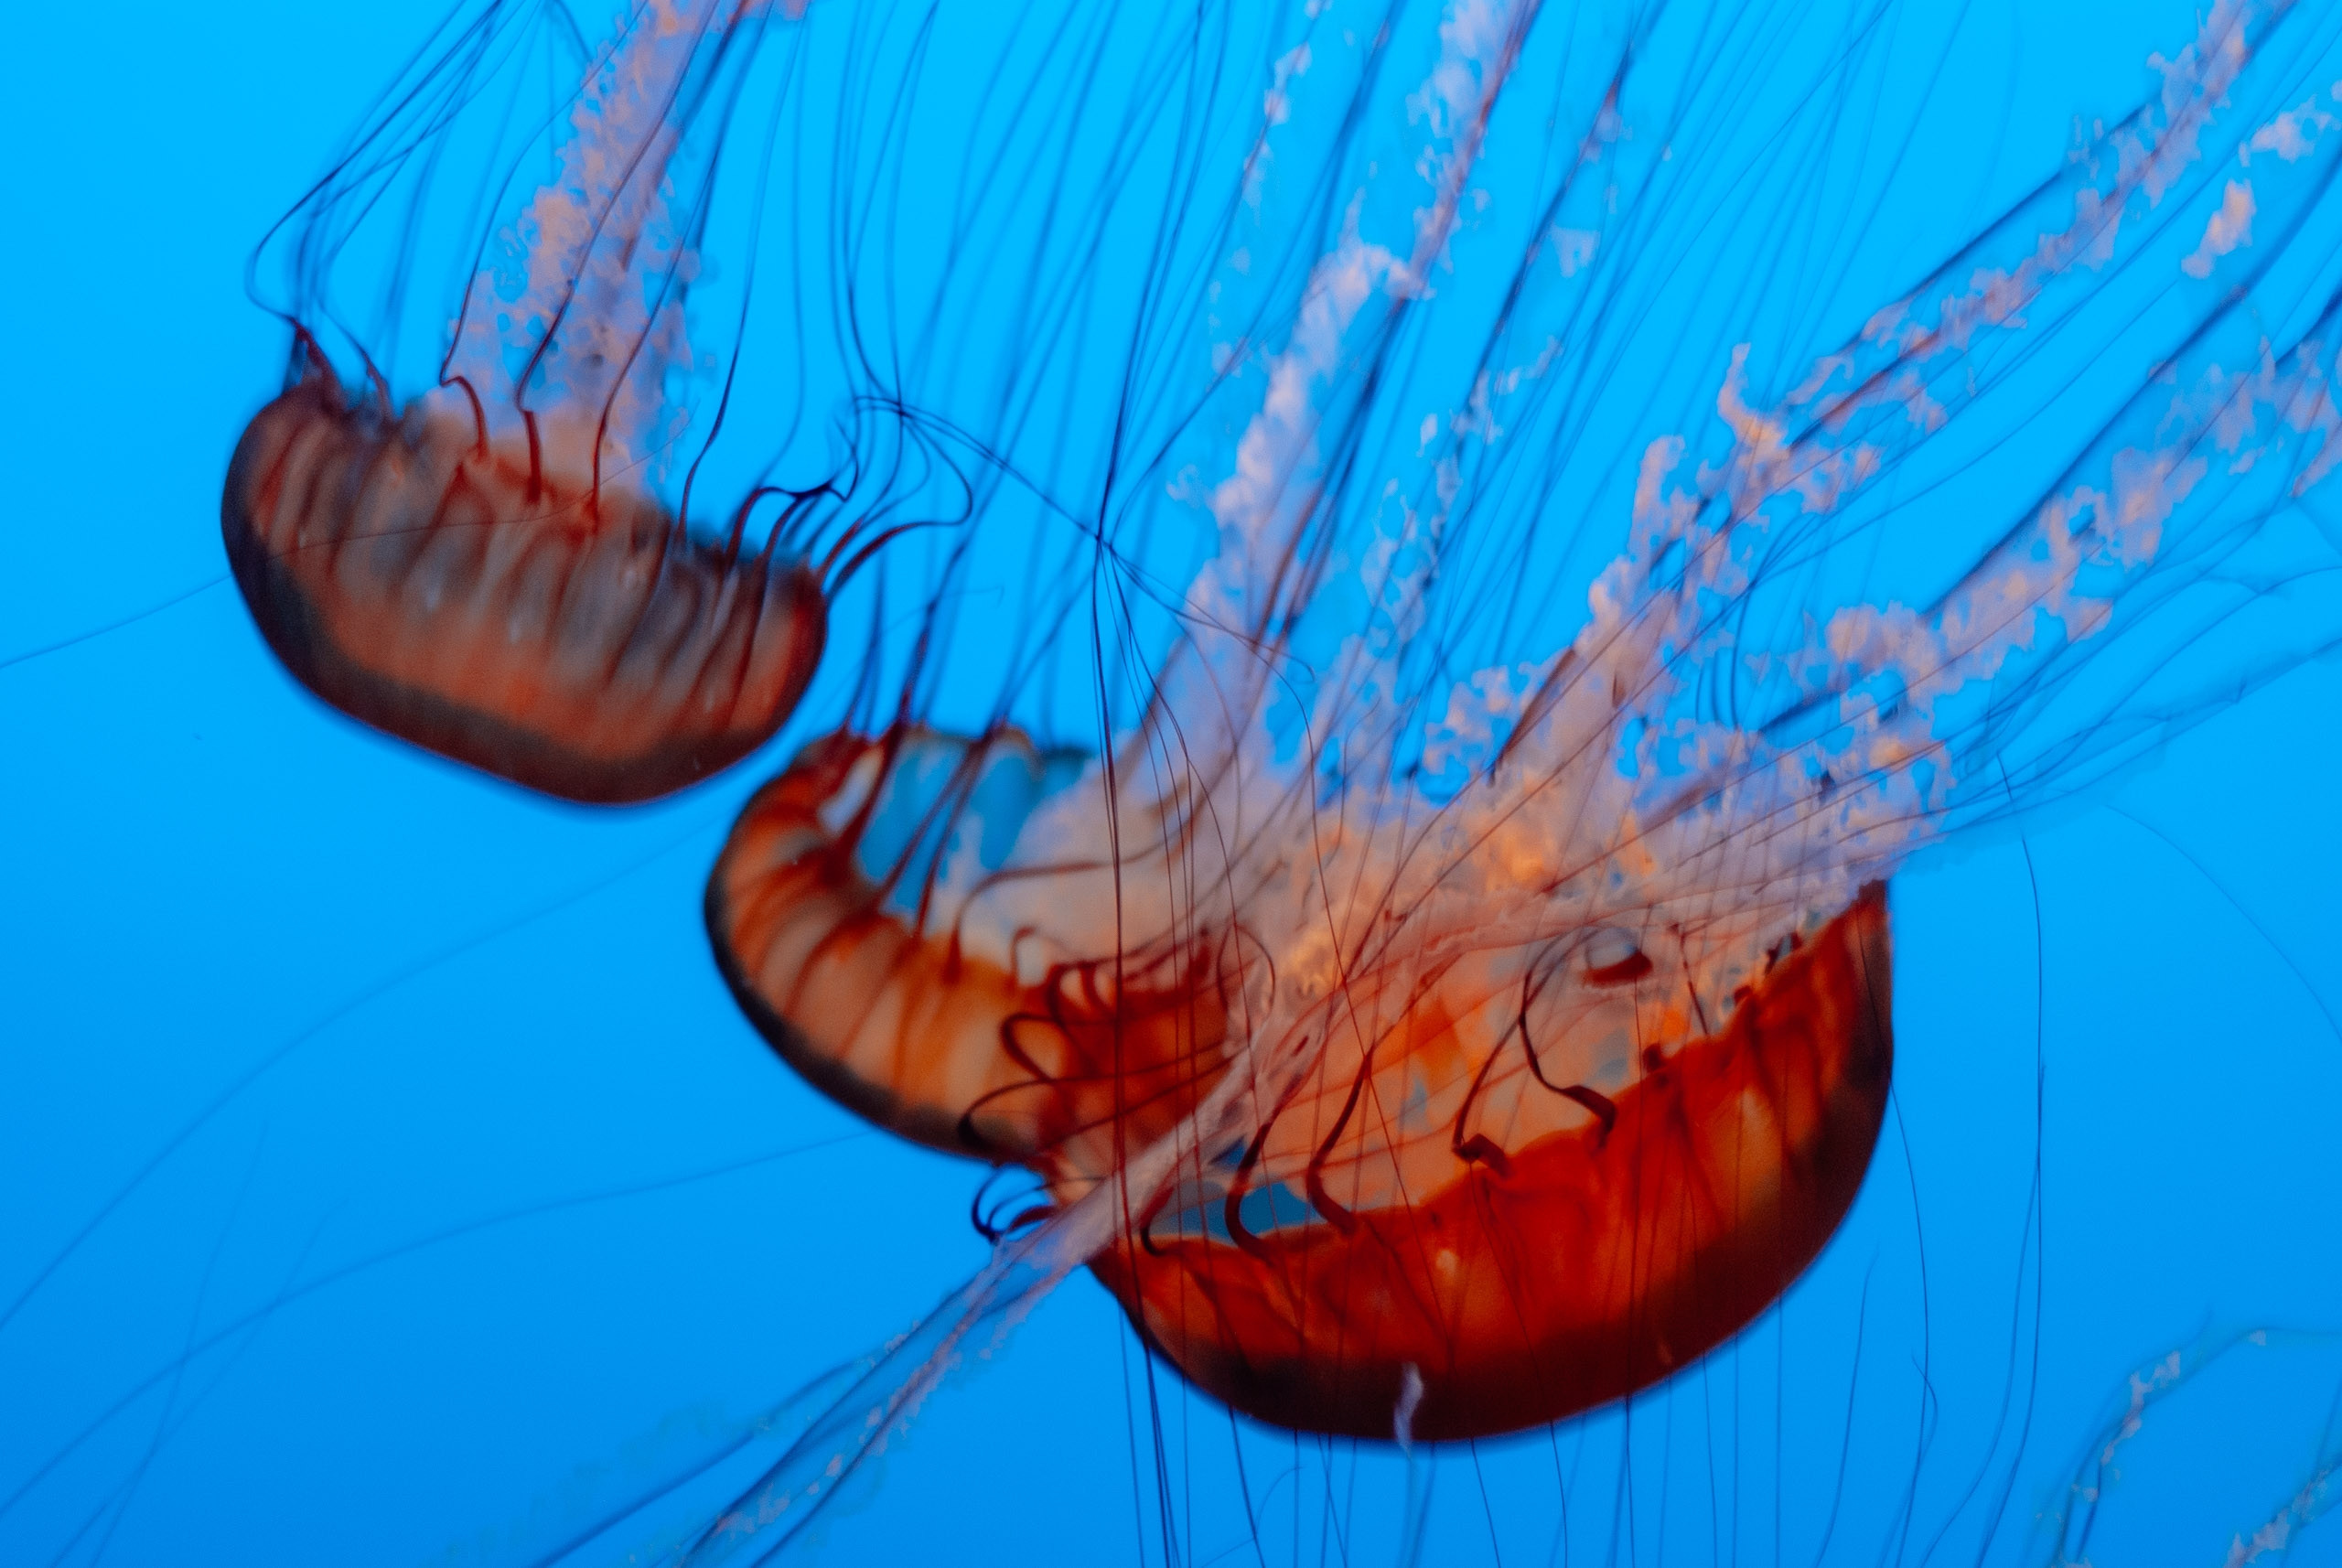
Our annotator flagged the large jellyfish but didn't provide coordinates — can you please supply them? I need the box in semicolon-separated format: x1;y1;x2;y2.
222;0;826;803
697;0;2342;1538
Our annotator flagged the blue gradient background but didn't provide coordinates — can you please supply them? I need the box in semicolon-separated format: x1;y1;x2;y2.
5;3;2340;1563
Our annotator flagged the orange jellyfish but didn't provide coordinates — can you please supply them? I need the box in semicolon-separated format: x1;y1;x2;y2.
692;0;2342;1523
223;0;825;803
708;727;1887;1440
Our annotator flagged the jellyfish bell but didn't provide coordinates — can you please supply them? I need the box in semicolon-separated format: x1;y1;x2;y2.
1098;890;1892;1441
704;727;1230;1170
223;354;825;804
224;0;827;804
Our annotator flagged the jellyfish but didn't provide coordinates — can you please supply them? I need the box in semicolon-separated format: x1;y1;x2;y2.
221;0;826;803
709;729;1888;1441
693;0;2342;1542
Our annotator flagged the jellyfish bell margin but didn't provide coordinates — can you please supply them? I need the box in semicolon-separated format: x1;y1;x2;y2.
221;349;828;805
704;724;1894;1442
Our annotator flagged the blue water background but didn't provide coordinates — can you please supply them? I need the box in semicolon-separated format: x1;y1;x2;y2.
5;3;2342;1563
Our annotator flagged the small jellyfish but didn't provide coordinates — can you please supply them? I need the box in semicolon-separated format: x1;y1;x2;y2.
698;0;2342;1503
222;0;825;803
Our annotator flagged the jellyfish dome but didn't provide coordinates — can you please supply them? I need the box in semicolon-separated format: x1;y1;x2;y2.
695;0;2342;1519
223;0;825;803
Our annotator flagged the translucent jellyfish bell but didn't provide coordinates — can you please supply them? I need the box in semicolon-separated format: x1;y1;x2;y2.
223;0;825;803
